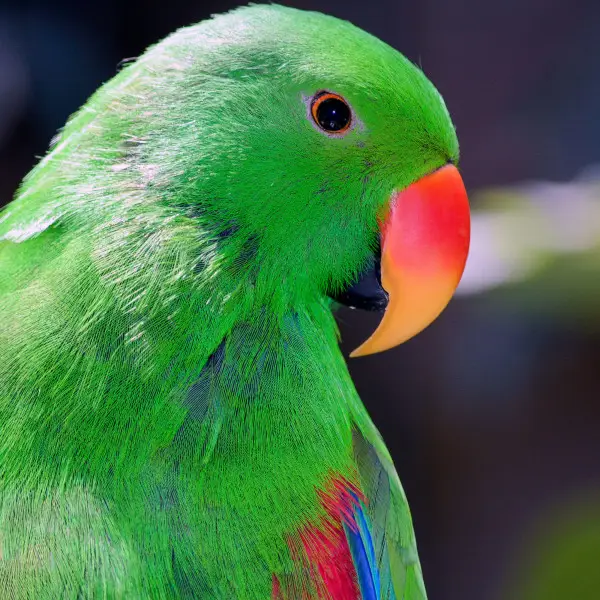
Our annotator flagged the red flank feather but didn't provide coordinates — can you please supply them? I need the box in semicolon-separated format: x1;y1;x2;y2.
274;475;364;600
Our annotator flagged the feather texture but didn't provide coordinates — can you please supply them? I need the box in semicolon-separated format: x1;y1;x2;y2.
345;499;381;600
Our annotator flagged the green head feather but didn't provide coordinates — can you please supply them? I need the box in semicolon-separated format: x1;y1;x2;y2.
2;3;457;310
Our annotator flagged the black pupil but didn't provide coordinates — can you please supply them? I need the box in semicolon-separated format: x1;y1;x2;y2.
315;97;351;132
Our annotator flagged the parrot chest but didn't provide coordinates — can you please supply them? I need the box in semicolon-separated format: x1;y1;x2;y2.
149;319;372;598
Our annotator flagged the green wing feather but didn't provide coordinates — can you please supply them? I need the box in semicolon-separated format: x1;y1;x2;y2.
353;423;427;600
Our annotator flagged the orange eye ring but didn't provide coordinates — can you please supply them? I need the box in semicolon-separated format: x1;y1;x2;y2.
310;91;352;135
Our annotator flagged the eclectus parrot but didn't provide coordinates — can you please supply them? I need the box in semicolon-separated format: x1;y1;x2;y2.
0;5;469;599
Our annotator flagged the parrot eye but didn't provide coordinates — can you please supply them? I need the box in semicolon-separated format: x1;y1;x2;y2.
310;92;352;134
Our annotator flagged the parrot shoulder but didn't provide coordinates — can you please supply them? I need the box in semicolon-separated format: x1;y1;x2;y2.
353;421;428;600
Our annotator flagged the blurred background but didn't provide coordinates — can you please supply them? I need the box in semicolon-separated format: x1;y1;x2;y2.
1;0;599;598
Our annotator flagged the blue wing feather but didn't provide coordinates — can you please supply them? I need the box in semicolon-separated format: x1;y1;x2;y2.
355;503;381;597
344;499;381;600
344;491;381;600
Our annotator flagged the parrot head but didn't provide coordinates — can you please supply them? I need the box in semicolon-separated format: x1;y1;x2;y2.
9;5;468;357
158;5;469;356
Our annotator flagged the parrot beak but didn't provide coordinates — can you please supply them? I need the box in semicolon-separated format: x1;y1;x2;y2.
349;164;470;357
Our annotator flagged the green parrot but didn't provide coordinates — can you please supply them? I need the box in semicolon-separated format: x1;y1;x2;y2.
0;5;470;599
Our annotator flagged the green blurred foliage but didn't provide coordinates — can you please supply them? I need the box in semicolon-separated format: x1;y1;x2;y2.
502;493;600;600
462;175;600;327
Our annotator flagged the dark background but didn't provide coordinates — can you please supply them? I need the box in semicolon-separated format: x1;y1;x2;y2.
2;1;600;598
